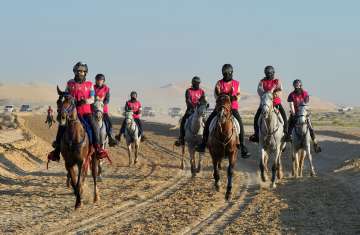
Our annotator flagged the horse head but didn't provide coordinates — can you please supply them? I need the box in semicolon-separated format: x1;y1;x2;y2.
93;100;104;122
261;92;274;119
215;94;232;124
57;87;77;126
124;110;134;126
195;96;209;118
296;103;309;125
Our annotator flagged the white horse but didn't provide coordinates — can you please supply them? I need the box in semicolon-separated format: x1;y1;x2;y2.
291;104;316;178
124;111;141;166
181;98;208;177
92;100;108;180
258;92;286;188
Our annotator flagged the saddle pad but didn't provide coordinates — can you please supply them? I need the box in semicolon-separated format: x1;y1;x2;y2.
209;116;240;135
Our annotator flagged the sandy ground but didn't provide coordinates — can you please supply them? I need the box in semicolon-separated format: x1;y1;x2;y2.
0;114;359;234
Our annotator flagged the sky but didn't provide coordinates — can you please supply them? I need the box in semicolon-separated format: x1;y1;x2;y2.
0;0;359;105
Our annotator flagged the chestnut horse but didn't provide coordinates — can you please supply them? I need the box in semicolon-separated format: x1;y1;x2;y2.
208;95;238;201
57;87;99;209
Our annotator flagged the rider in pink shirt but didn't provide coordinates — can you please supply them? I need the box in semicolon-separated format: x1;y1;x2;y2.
93;74;118;146
287;79;321;153
116;91;145;142
249;65;289;143
196;64;251;158
175;76;206;146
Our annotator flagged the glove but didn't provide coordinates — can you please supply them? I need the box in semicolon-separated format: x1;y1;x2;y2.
133;110;140;115
76;99;87;106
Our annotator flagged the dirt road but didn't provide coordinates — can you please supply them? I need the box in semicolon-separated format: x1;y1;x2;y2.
0;115;359;234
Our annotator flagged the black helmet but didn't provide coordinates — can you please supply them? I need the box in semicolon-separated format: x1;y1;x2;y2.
264;65;275;78
293;79;302;88
192;76;201;84
73;62;88;74
95;74;105;81
222;64;233;76
130;91;137;99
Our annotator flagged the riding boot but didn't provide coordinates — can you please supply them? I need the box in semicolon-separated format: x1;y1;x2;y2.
240;143;251;158
310;129;322;153
115;133;122;143
108;133;119;147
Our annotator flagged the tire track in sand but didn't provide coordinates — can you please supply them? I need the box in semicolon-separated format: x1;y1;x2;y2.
47;140;190;235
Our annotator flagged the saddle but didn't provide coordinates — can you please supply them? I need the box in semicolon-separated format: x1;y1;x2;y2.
209;116;241;135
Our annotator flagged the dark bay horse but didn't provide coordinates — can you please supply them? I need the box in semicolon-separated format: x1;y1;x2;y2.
208;95;238;201
57;87;99;209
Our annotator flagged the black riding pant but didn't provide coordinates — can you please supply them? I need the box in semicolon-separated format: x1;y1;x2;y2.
180;108;193;138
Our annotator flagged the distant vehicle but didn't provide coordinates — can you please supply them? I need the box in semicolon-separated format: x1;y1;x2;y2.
20;104;32;112
338;106;353;113
168;107;183;118
142;106;155;117
4;105;15;113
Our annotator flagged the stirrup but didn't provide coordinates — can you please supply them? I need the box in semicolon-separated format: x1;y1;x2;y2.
249;134;259;143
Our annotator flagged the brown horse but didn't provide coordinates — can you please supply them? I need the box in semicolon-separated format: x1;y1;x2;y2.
208;94;238;201
57;87;99;209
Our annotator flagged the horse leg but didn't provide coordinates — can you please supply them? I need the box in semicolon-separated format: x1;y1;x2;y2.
212;157;220;192
180;145;185;170
127;144;132;167
292;150;299;178
197;152;203;173
225;153;236;201
277;148;283;180
66;172;71;188
66;164;77;196
259;148;267;182
75;161;83;209
299;150;305;177
189;148;196;178
307;146;316;177
134;142;139;165
271;149;281;188
91;157;100;203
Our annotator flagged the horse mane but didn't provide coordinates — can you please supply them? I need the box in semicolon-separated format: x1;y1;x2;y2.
215;94;231;110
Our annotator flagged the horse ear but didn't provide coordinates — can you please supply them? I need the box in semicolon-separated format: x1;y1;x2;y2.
57;86;64;96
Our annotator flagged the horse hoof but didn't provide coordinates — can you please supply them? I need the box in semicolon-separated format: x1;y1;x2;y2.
94;196;100;203
75;202;82;209
225;191;232;201
261;173;267;182
134;160;138;165
97;176;103;182
191;173;196;178
271;183;277;189
180;163;185;170
311;172;316;177
215;184;220;192
197;166;201;173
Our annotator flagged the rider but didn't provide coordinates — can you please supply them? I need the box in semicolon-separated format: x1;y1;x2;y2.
47;62;108;162
174;76;206;146
93;73;119;147
46;106;54;119
196;64;251;158
287;79;322;153
249;65;289;143
116;91;145;142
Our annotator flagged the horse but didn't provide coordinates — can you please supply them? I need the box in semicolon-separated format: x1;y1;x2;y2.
181;97;208;177
45;113;55;128
208;94;238;201
57;87;99;209
291;104;316;178
258;92;286;188
92;100;109;181
124;110;141;166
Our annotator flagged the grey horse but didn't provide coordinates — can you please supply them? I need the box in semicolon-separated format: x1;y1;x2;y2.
124;110;141;166
92;100;108;180
258;92;286;188
291;104;316;177
181;98;208;177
